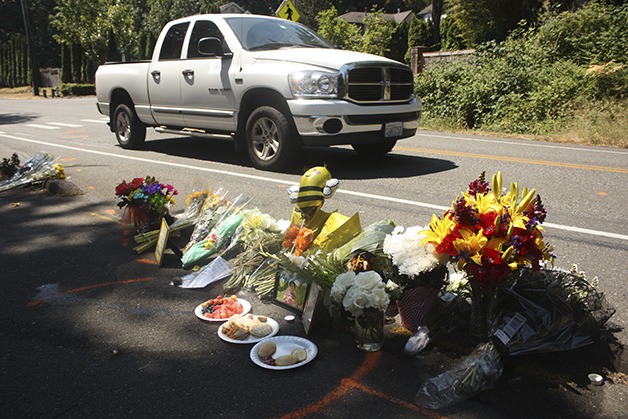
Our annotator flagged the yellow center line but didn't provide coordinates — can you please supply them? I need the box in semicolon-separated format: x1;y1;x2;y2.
396;146;628;174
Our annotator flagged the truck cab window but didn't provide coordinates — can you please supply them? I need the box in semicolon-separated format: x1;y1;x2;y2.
187;21;228;58
159;22;190;60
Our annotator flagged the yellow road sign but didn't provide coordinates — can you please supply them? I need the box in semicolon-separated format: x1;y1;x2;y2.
276;0;300;22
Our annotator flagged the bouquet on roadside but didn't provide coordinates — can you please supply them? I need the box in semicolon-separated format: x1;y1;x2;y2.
115;176;177;232
222;210;288;297
0;151;66;192
133;189;210;253
180;194;251;269
383;225;449;293
181;187;232;253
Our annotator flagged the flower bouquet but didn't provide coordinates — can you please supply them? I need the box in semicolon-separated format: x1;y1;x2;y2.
383;225;449;331
331;270;394;351
180;194;251;269
181;187;231;253
221;210;288;297
420;171;554;341
132;189;211;253
115;176;178;233
0;151;66;192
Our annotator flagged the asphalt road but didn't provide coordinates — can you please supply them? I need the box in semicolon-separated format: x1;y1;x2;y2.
1;97;627;418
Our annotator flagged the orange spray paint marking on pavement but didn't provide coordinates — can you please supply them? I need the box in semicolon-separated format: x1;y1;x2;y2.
281;351;446;418
26;277;157;308
137;258;157;265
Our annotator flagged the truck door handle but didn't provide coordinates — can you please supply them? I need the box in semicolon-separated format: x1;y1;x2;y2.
151;70;160;77
182;69;194;76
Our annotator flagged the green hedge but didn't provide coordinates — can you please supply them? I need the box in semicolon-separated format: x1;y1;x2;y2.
60;83;95;96
415;2;628;136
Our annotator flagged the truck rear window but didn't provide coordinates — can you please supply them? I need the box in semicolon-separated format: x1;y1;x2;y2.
159;22;190;60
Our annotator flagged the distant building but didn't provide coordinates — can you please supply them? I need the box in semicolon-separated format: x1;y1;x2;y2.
417;4;447;21
220;2;249;14
339;10;415;26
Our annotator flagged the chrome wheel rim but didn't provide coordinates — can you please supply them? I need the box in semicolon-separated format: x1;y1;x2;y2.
116;111;131;143
251;117;279;161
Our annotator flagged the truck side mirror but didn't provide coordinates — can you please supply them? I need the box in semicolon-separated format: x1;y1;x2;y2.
198;37;224;57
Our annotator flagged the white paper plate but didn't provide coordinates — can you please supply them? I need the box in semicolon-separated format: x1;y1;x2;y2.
218;316;280;344
194;298;251;322
250;336;318;370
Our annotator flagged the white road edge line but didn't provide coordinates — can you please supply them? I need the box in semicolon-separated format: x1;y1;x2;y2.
48;122;84;127
24;124;61;130
80;119;109;123
3;132;627;242
415;132;628;155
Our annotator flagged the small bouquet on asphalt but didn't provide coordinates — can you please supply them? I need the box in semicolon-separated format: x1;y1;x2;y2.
0;151;66;192
132;189;211;253
115;176;178;233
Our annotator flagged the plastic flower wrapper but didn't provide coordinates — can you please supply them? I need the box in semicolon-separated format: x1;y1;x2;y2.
180;194;251;269
222;210;287;295
0;151;66;192
333;220;395;263
488;266;614;356
415;341;503;410
181;187;231;253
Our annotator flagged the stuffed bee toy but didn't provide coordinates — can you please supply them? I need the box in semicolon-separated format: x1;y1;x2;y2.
288;166;339;219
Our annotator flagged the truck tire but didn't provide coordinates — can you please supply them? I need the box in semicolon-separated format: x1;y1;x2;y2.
113;103;146;149
245;106;300;171
352;140;397;157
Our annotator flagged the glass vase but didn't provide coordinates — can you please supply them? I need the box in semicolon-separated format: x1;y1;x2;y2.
354;309;385;352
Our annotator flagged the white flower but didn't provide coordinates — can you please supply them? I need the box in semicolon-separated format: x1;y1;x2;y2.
369;287;390;310
332;270;390;316
285;252;306;268
354;270;383;291
331;271;356;302
383;225;446;277
446;271;469;294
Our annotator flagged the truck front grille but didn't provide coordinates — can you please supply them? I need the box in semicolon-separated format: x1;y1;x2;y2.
339;62;414;104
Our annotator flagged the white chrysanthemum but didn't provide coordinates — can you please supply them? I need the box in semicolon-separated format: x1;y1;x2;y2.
447;270;469;293
383;225;446;277
285;252;306;268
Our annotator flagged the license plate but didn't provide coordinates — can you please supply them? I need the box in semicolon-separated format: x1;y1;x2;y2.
384;121;403;137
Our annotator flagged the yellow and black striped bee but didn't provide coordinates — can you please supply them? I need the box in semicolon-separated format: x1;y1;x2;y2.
288;166;339;210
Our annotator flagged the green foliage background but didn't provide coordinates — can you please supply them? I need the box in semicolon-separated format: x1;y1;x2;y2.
415;1;627;146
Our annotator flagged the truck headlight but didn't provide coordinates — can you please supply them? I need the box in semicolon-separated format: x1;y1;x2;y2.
289;71;338;98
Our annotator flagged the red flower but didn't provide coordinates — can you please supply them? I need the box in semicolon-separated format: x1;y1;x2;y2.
478;212;498;237
129;177;144;189
115;181;129;197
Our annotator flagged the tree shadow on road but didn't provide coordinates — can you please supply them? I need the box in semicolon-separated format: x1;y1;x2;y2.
0;113;40;125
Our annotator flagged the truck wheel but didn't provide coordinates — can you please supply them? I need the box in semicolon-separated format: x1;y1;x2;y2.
245;106;300;171
113;103;146;149
352;140;397;157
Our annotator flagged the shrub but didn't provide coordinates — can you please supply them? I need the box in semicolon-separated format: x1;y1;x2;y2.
60;83;95;96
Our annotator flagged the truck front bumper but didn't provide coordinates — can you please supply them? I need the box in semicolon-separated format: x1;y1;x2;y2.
288;98;420;146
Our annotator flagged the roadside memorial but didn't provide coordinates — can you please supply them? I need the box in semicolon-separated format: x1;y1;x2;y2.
0;151;66;192
112;167;616;408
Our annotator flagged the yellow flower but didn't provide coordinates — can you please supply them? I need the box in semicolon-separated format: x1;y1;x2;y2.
420;213;456;246
473;192;502;215
453;228;487;266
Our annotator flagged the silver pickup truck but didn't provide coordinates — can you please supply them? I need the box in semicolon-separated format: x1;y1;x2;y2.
95;14;420;171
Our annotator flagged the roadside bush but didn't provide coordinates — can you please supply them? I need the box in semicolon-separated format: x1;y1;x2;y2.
60;83;95;96
415;1;627;143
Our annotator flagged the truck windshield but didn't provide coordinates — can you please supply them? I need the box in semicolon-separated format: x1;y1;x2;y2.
225;17;333;51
